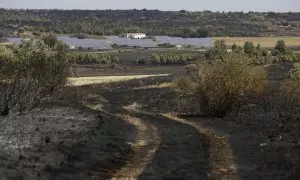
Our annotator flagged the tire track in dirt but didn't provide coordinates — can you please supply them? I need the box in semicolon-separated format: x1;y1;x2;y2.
92;84;210;179
83;76;238;179
83;96;161;179
161;113;239;180
110;114;160;179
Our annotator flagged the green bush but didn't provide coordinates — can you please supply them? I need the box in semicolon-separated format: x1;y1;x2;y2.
205;40;227;60
173;77;198;98
288;63;300;81
17;27;25;33
185;64;199;74
279;80;300;115
275;40;287;54
244;41;256;55
0;37;70;115
151;53;161;64
33;31;41;36
136;58;147;64
279;62;300;115
112;56;120;63
174;53;267;117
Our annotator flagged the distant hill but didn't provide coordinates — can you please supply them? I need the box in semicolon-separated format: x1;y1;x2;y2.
0;9;300;37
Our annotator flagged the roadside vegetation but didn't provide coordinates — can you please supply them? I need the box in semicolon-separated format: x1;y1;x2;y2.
174;53;267;117
279;62;300;116
174;39;300;117
0;33;70;116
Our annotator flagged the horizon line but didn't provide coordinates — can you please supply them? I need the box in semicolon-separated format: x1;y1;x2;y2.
0;7;299;13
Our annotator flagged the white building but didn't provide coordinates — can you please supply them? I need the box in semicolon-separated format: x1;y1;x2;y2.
176;44;183;50
124;33;146;39
69;45;76;50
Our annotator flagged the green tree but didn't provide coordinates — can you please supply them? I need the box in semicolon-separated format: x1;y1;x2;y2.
205;40;227;60
275;40;287;54
232;43;238;51
17;27;25;33
244;41;255;55
232;44;244;54
196;28;210;37
41;32;58;48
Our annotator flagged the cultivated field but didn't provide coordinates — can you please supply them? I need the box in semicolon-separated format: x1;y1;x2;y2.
213;36;300;48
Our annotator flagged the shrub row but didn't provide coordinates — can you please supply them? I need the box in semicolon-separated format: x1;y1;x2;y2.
68;53;119;65
151;53;197;65
252;54;300;65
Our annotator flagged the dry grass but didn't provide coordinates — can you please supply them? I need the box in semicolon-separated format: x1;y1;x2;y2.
0;42;12;46
132;82;173;90
67;74;170;86
213;37;300;48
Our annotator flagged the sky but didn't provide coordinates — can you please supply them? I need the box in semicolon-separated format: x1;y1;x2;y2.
1;0;299;12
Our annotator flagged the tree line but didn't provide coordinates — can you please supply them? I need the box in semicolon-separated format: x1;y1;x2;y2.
174;39;300;117
1;9;300;37
205;40;300;65
150;53;198;65
68;53;120;65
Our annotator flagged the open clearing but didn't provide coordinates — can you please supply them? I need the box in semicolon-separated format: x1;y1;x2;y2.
213;37;300;48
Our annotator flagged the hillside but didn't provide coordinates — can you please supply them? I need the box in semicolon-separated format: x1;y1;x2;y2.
1;9;300;37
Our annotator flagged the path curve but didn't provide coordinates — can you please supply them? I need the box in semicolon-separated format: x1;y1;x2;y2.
161;113;239;180
110;114;160;179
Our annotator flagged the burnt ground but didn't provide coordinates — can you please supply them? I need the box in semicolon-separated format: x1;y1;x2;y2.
0;62;300;179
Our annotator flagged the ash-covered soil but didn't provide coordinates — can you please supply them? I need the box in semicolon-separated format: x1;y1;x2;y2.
0;107;136;180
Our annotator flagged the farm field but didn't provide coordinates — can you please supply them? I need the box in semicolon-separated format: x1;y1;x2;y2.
213;36;300;48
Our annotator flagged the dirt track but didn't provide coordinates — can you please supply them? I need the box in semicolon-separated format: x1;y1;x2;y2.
78;76;239;179
1;63;299;179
